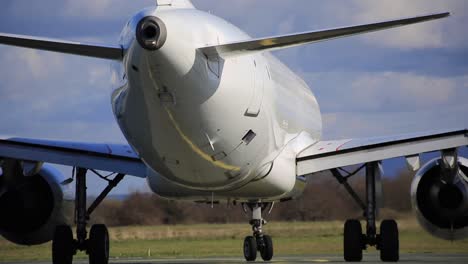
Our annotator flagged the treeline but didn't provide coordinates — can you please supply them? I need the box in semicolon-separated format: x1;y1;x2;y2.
90;169;414;226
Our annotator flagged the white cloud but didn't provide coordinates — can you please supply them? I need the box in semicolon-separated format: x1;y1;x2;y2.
350;72;459;110
61;0;152;19
89;65;112;86
304;71;467;113
347;0;467;49
277;15;296;35
305;71;468;139
322;104;468;139
0;47;113;113
62;0;113;18
0;48;64;103
18;49;64;79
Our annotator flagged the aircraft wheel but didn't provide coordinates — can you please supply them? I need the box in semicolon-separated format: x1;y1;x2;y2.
89;224;110;264
260;235;274;261
243;236;257;261
52;225;74;264
344;219;363;262
380;220;399;262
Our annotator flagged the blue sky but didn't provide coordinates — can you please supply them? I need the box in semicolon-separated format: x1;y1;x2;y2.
0;0;467;195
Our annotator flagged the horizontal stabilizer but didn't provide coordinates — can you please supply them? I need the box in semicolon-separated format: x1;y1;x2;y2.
199;12;450;58
0;33;123;60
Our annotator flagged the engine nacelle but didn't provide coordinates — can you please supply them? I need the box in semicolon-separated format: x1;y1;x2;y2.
0;164;68;245
411;157;468;240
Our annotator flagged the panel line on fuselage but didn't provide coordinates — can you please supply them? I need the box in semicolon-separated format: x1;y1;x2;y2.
164;107;241;171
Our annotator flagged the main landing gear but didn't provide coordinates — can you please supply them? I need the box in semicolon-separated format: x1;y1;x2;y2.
242;202;274;262
52;168;125;264
332;162;399;262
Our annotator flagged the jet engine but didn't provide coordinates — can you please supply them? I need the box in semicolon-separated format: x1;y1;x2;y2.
411;156;468;240
0;163;68;245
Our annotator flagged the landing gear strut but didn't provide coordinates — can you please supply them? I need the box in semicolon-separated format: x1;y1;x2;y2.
332;162;399;262
242;202;274;262
52;168;125;264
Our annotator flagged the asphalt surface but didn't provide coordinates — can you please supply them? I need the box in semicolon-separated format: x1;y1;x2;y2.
4;254;468;264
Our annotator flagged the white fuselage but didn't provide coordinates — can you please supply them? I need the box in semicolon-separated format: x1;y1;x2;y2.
111;7;322;202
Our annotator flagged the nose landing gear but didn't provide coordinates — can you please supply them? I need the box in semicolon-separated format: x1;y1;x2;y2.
242;202;274;262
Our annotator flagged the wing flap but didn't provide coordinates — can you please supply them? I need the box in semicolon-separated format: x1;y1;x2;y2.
199;12;449;58
297;129;468;176
0;138;146;177
0;33;122;60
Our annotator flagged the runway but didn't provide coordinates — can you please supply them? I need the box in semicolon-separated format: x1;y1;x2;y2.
4;254;467;264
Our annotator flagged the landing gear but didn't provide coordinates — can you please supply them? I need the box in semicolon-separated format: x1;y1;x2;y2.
332;162;399;262
380;220;399;262
52;168;125;264
242;202;274;262
343;219;363;261
88;224;110;264
260;234;274;261
243;236;257;261
52;225;74;264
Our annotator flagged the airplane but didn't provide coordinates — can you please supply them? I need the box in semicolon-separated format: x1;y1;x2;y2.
0;0;466;263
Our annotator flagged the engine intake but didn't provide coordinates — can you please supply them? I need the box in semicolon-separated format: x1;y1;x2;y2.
0;164;68;245
411;157;468;240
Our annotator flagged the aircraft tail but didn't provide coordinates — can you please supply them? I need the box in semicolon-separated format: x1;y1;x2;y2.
199;12;450;58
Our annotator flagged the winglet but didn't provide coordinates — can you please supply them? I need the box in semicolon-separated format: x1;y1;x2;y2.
199;12;450;58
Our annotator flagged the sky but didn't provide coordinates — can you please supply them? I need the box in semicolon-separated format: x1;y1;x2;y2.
0;0;467;195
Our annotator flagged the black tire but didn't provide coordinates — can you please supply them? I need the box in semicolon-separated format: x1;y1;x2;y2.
243;236;257;262
344;219;363;262
260;235;274;261
89;224;110;264
380;220;399;262
52;225;74;264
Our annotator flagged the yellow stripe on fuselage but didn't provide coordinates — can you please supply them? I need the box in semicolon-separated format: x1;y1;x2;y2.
165;108;241;171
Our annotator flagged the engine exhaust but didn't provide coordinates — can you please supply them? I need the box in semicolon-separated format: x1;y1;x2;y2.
136;16;167;51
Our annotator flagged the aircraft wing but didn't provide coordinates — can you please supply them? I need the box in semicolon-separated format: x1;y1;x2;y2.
0;33;122;60
199;12;449;58
0;138;146;177
296;129;468;176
